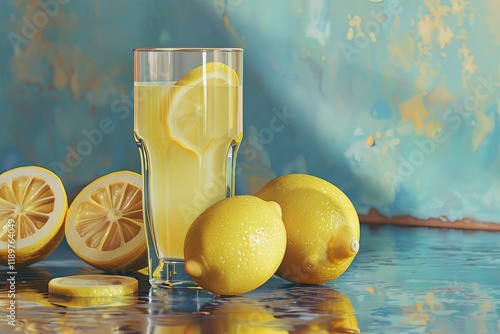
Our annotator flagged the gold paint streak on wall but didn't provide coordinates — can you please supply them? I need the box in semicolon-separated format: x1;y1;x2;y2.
416;62;439;94
459;44;478;84
486;0;500;39
399;94;430;131
347;27;354;40
222;14;244;47
417;14;434;45
366;135;375;147
455;28;468;40
471;112;494;152
387;45;409;70
425;121;442;138
427;80;455;107
53;51;70;89
438;26;454;49
10;1;119;105
347;15;362;41
450;0;470;26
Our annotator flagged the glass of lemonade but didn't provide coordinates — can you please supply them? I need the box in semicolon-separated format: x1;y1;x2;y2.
133;48;243;287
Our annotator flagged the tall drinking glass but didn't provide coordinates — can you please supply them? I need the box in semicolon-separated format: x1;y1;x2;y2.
133;48;243;287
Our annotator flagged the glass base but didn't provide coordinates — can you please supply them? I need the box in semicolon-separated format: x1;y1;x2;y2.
149;259;198;289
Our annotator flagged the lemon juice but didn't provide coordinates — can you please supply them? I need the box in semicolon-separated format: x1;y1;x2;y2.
134;70;242;261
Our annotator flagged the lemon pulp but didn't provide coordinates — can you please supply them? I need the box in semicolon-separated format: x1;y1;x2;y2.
65;171;147;272
0;166;67;268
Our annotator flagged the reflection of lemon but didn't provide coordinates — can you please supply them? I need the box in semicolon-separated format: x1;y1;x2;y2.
0;166;67;268
148;318;201;334
255;174;360;284
65;171;147;272
166;61;241;154
294;286;360;334
312;289;359;333
201;298;289;333
184;195;286;296
0;289;55;309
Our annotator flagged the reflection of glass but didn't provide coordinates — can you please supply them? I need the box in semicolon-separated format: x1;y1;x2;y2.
147;287;212;333
134;48;243;288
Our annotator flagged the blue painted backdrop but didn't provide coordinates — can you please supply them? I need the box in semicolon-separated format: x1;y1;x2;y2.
1;0;499;225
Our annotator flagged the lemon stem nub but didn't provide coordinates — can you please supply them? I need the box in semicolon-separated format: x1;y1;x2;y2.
329;225;359;263
185;260;203;278
350;239;360;254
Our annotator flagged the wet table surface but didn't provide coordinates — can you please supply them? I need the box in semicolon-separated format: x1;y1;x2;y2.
1;224;500;333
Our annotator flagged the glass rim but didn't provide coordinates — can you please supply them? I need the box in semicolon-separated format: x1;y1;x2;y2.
133;47;243;53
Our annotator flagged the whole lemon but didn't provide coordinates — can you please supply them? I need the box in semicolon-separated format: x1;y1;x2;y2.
183;195;286;296
255;174;360;284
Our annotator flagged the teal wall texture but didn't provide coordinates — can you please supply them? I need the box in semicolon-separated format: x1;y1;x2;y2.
1;0;499;227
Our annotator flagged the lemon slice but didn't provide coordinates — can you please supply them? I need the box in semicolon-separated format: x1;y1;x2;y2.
48;274;138;297
0;166;67;268
65;171;147;272
166;61;240;154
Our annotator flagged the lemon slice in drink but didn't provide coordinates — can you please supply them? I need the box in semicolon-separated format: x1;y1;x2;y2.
0;166;67;268
166;61;240;154
49;275;138;297
65;171;147;272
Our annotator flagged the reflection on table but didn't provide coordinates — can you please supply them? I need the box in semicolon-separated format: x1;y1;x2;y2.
1;225;499;333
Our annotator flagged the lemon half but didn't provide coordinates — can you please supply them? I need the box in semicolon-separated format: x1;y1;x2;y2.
0;166;67;268
65;171;147;272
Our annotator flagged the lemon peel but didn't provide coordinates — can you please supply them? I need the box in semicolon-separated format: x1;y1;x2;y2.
255;174;360;284
184;195;286;295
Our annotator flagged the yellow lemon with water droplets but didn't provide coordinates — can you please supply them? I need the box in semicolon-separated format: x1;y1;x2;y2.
184;195;286;296
255;174;360;284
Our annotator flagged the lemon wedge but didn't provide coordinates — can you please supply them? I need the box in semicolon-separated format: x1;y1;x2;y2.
48;274;138;297
0;166;67;268
166;61;241;154
65;171;147;272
